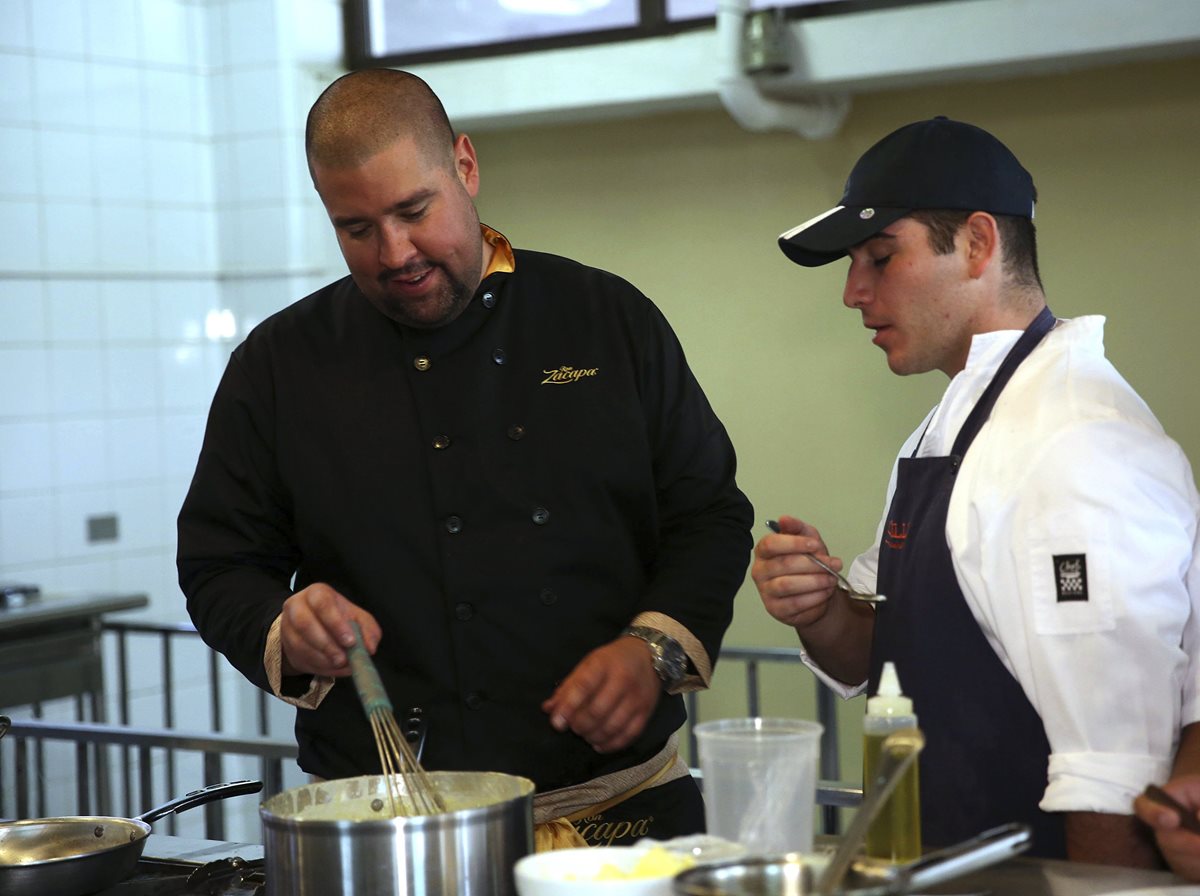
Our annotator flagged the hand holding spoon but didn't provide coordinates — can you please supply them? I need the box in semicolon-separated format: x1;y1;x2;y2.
1141;783;1200;835
766;520;886;604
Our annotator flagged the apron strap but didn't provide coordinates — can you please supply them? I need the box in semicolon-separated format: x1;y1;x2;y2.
950;306;1055;457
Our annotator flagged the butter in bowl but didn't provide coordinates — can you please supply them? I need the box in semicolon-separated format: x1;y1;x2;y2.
514;845;697;896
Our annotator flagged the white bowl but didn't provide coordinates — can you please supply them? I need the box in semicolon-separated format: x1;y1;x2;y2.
514;846;690;896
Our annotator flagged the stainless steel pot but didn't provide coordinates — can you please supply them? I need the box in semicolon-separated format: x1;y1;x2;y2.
672;823;1031;896
260;770;535;896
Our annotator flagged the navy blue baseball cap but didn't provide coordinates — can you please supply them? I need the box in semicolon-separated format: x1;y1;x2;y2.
778;116;1036;267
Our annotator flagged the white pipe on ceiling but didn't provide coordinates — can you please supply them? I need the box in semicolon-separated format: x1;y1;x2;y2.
715;0;850;139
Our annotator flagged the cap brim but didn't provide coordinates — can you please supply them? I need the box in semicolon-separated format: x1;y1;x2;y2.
778;205;909;267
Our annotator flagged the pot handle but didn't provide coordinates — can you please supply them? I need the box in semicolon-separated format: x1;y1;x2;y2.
403;707;430;763
903;822;1032;891
136;780;264;824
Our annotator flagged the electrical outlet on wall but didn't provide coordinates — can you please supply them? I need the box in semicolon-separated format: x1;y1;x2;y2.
87;514;119;544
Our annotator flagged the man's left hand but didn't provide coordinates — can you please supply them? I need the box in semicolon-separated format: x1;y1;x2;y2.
542;635;662;753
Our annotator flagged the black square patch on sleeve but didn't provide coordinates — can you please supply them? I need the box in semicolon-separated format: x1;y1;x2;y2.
1053;554;1088;602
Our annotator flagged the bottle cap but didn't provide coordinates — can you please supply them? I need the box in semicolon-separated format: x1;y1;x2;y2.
867;661;913;716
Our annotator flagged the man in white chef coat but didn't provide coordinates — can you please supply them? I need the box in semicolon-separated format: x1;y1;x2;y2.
752;116;1200;866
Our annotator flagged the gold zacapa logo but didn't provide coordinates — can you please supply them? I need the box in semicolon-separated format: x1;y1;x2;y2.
541;365;598;385
575;813;653;847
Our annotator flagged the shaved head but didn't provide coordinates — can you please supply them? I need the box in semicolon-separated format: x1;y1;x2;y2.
305;69;456;181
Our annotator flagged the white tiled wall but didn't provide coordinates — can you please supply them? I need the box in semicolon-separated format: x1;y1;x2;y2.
0;0;344;836
0;0;343;624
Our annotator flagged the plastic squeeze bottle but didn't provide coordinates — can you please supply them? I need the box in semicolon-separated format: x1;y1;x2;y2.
862;661;922;861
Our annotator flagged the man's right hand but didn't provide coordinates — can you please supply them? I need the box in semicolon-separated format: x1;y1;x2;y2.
752;515;845;628
1134;775;1200;879
279;583;382;678
751;514;875;685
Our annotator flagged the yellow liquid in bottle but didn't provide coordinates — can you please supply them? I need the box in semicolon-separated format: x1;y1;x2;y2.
862;730;922;862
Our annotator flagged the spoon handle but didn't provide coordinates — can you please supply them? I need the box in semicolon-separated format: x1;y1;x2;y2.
806;552;854;589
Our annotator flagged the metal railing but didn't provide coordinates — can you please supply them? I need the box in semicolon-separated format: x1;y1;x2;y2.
108;620;275;737
0;620;295;838
0;718;295;840
0;621;859;837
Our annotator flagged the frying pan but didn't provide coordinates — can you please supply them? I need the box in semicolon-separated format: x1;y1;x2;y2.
0;779;263;896
672;822;1031;896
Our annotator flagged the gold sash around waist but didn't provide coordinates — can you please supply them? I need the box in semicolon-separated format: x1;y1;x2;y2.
532;734;686;852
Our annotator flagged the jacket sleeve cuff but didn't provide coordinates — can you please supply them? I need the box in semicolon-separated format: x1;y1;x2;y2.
1042;751;1173;814
264;615;336;710
630;610;710;694
797;643;868;700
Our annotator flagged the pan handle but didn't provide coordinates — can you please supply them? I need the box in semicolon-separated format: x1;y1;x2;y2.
136;780;264;825
903;822;1032;891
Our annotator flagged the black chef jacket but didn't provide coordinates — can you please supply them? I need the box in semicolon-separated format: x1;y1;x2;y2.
177;246;754;789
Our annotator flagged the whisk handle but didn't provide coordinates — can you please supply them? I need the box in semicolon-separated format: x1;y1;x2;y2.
348;621;394;715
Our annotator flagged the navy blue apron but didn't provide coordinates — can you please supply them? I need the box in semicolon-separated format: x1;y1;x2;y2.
867;306;1066;858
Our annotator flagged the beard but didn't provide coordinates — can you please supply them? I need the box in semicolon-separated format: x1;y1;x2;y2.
364;260;478;330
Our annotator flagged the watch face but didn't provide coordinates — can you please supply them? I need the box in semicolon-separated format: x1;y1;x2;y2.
625;626;686;683
652;638;686;683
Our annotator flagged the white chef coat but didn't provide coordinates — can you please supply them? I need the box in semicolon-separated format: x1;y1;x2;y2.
804;315;1200;814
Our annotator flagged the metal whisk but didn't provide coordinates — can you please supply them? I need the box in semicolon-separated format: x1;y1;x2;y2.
347;622;446;817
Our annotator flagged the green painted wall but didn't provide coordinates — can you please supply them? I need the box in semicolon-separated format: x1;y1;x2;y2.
470;56;1200;786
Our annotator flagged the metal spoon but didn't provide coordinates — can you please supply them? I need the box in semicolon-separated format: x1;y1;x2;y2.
765;520;887;603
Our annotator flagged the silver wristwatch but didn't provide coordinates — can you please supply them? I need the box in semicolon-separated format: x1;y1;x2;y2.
622;625;687;687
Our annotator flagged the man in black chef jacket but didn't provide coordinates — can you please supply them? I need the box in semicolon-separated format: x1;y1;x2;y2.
752;117;1200;867
177;69;753;850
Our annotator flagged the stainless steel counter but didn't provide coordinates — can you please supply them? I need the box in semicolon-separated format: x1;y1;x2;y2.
139;832;1190;896
0;589;148;630
0;590;147;711
143;832;265;865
